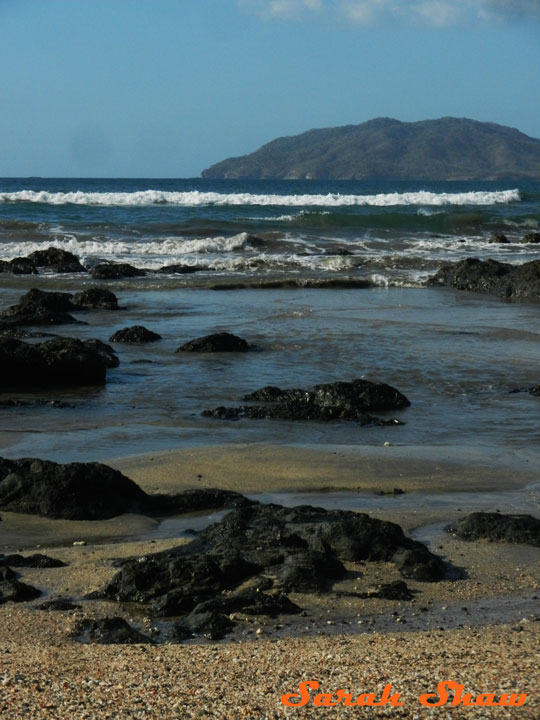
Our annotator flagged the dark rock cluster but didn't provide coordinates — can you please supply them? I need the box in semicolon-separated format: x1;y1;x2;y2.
0;456;252;520
176;332;250;353
110;325;162;343
447;512;540;547
203;379;410;423
427;258;540;301
94;502;446;640
0;336;119;387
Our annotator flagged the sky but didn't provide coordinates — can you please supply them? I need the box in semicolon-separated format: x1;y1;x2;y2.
1;0;539;177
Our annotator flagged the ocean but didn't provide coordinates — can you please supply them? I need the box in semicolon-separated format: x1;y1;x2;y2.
1;177;540;470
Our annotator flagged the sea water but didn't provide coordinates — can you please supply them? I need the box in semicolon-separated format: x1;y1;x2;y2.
0;177;539;467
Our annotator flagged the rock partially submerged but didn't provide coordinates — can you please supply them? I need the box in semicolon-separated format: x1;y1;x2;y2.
447;512;540;547
176;332;250;353
203;379;409;424
72;288;119;310
0;336;119;387
90;262;145;279
0;247;86;274
95;502;446;639
156;264;205;274
0;287;119;328
110;326;162;343
0;456;253;520
427;258;540;301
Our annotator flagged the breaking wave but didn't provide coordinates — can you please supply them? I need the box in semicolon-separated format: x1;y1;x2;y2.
0;189;521;207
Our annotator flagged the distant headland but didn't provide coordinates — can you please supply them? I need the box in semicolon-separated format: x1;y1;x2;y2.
201;117;540;181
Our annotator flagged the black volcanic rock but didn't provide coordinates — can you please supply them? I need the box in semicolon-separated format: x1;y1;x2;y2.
96;502;446;640
74;617;153;644
0;566;41;604
204;379;409;423
427;258;540;302
156;264;205;274
0;457;149;520
90;262;145;279
0;288;83;327
0;336;118;387
72;288;119;309
202;117;540;181
0;258;39;275
36;597;82;611
522;232;540;244
0;553;66;568
0;456;253;520
447;512;540;547
26;247;86;273
110;326;162;343
176;332;250;353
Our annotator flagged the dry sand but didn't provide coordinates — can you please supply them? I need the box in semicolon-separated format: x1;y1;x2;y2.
1;444;539;718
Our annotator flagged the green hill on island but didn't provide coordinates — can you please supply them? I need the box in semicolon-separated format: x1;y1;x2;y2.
201;117;540;180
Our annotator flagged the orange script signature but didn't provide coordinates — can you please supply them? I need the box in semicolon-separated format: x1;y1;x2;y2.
280;680;527;708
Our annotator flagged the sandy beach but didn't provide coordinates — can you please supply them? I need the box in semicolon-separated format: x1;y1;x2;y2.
1;445;539;718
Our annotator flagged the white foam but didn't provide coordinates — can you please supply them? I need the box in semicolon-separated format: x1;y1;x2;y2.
0;188;521;207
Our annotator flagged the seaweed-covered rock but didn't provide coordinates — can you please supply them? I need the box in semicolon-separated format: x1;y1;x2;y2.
427;258;540;302
75;617;153;644
176;332;250;353
90;263;145;279
489;233;509;244
203;379;409;423
447;512;540;547
0;566;41;604
0;336;118;387
72;287;119;310
110;326;162;343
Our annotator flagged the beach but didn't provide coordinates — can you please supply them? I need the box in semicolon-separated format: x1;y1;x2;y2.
1;178;540;717
1;446;539;718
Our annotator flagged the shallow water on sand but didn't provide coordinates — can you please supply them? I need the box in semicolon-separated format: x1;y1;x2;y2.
1;282;540;464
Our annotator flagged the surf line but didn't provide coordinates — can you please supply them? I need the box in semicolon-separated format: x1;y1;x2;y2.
280;680;527;708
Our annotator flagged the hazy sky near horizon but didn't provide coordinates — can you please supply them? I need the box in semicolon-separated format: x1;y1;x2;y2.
1;0;539;177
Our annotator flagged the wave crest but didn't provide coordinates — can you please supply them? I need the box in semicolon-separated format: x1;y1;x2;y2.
0;188;521;207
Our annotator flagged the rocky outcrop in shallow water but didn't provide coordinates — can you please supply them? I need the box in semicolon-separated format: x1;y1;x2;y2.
203;379;409;423
0;247;86;275
90;262;145;279
447;512;540;547
94;502;446;640
0;456;253;520
0;336;119;387
0;288;120;328
427;258;540;301
110;325;162;343
176;332;250;353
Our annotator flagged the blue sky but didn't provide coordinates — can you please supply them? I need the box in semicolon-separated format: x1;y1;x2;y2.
1;0;539;177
